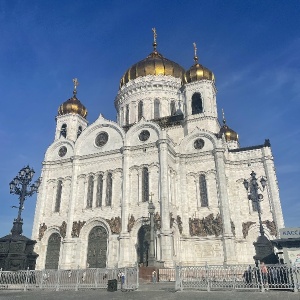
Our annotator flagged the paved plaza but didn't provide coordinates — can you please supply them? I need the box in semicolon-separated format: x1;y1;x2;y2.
0;283;299;300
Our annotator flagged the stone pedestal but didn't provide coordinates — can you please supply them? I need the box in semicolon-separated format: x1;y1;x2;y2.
253;235;278;264
0;220;38;271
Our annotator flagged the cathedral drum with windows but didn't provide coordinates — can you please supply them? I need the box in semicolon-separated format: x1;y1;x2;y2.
32;37;284;269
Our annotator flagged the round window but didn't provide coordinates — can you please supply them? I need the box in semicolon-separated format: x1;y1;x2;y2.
95;132;109;147
58;146;67;157
194;138;205;149
139;130;150;142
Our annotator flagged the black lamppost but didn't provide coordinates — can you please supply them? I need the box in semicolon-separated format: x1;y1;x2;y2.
243;171;267;237
243;171;277;264
9;165;40;235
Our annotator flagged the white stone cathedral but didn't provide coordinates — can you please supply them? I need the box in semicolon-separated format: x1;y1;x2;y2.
32;35;284;270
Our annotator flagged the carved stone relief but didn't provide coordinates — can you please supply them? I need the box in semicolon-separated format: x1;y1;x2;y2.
106;217;121;234
154;212;161;230
170;213;175;229
71;221;86;238
263;220;277;237
127;215;135;232
231;220;236;236
38;223;47;240
176;215;183;234
59;221;67;238
189;213;223;237
242;221;256;238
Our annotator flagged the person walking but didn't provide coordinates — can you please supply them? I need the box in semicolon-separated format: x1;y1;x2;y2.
152;270;157;283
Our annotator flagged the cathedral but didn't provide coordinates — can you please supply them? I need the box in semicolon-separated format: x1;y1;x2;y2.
32;31;284;270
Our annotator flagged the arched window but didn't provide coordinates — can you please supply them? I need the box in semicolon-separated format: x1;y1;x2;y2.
45;233;61;269
87;176;94;208
125;104;129;125
60;124;67;138
96;174;103;207
55;180;62;212
192;93;203;115
142;167;149;202
138;101;143;121
154;99;160;119
199;174;208;207
170;100;176;116
106;172;112;206
77;126;82;138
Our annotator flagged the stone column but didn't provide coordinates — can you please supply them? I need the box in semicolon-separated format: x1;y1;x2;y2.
92;176;98;208
262;146;284;231
118;146;131;267
193;176;200;209
214;148;236;264
138;168;142;204
157;135;173;267
60;159;80;269
179;158;189;236
102;175;106;207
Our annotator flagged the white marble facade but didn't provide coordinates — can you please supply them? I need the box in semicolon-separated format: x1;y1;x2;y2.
32;44;284;270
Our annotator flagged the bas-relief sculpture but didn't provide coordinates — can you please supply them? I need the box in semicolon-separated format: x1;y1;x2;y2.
71;221;86;238
189;214;223;237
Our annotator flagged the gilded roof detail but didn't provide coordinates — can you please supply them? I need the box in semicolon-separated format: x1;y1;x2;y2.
120;51;185;88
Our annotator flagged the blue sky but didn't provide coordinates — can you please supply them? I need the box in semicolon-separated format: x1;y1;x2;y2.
0;1;299;238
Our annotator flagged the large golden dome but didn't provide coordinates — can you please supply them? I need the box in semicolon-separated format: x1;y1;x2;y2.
184;42;215;83
120;50;185;88
58;79;88;118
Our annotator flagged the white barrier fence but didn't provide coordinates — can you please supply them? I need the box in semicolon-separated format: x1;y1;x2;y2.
175;264;300;292
0;267;138;291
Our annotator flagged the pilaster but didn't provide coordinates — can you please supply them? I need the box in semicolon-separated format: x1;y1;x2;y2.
214;147;236;264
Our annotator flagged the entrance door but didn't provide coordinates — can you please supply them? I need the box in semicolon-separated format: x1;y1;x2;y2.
87;226;107;268
45;233;61;269
137;225;150;266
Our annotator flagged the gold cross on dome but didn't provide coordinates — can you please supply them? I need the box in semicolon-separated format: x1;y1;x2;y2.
193;42;197;57
222;108;226;124
152;28;157;43
73;78;79;90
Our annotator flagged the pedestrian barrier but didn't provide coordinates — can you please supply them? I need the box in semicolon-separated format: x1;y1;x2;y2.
0;266;138;291
175;263;300;292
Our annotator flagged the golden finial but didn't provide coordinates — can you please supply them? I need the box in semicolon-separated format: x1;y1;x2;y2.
222;108;226;125
193;42;198;64
152;28;157;51
72;78;79;96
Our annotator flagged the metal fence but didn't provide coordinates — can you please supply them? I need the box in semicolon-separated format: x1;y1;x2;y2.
0;267;138;291
175;264;300;292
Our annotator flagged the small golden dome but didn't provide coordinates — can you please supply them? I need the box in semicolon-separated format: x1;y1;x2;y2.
58;96;88;118
184;42;214;84
58;78;88;118
184;63;215;83
120;50;185;88
219;110;238;142
219;124;238;142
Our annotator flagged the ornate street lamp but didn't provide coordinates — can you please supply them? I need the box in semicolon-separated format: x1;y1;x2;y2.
147;193;156;267
243;171;266;237
9;165;40;235
243;171;277;264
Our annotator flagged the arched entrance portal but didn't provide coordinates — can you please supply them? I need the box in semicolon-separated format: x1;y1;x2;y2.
137;225;150;266
45;233;61;269
87;226;108;268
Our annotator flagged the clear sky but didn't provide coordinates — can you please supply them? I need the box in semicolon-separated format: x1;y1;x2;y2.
0;0;299;238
